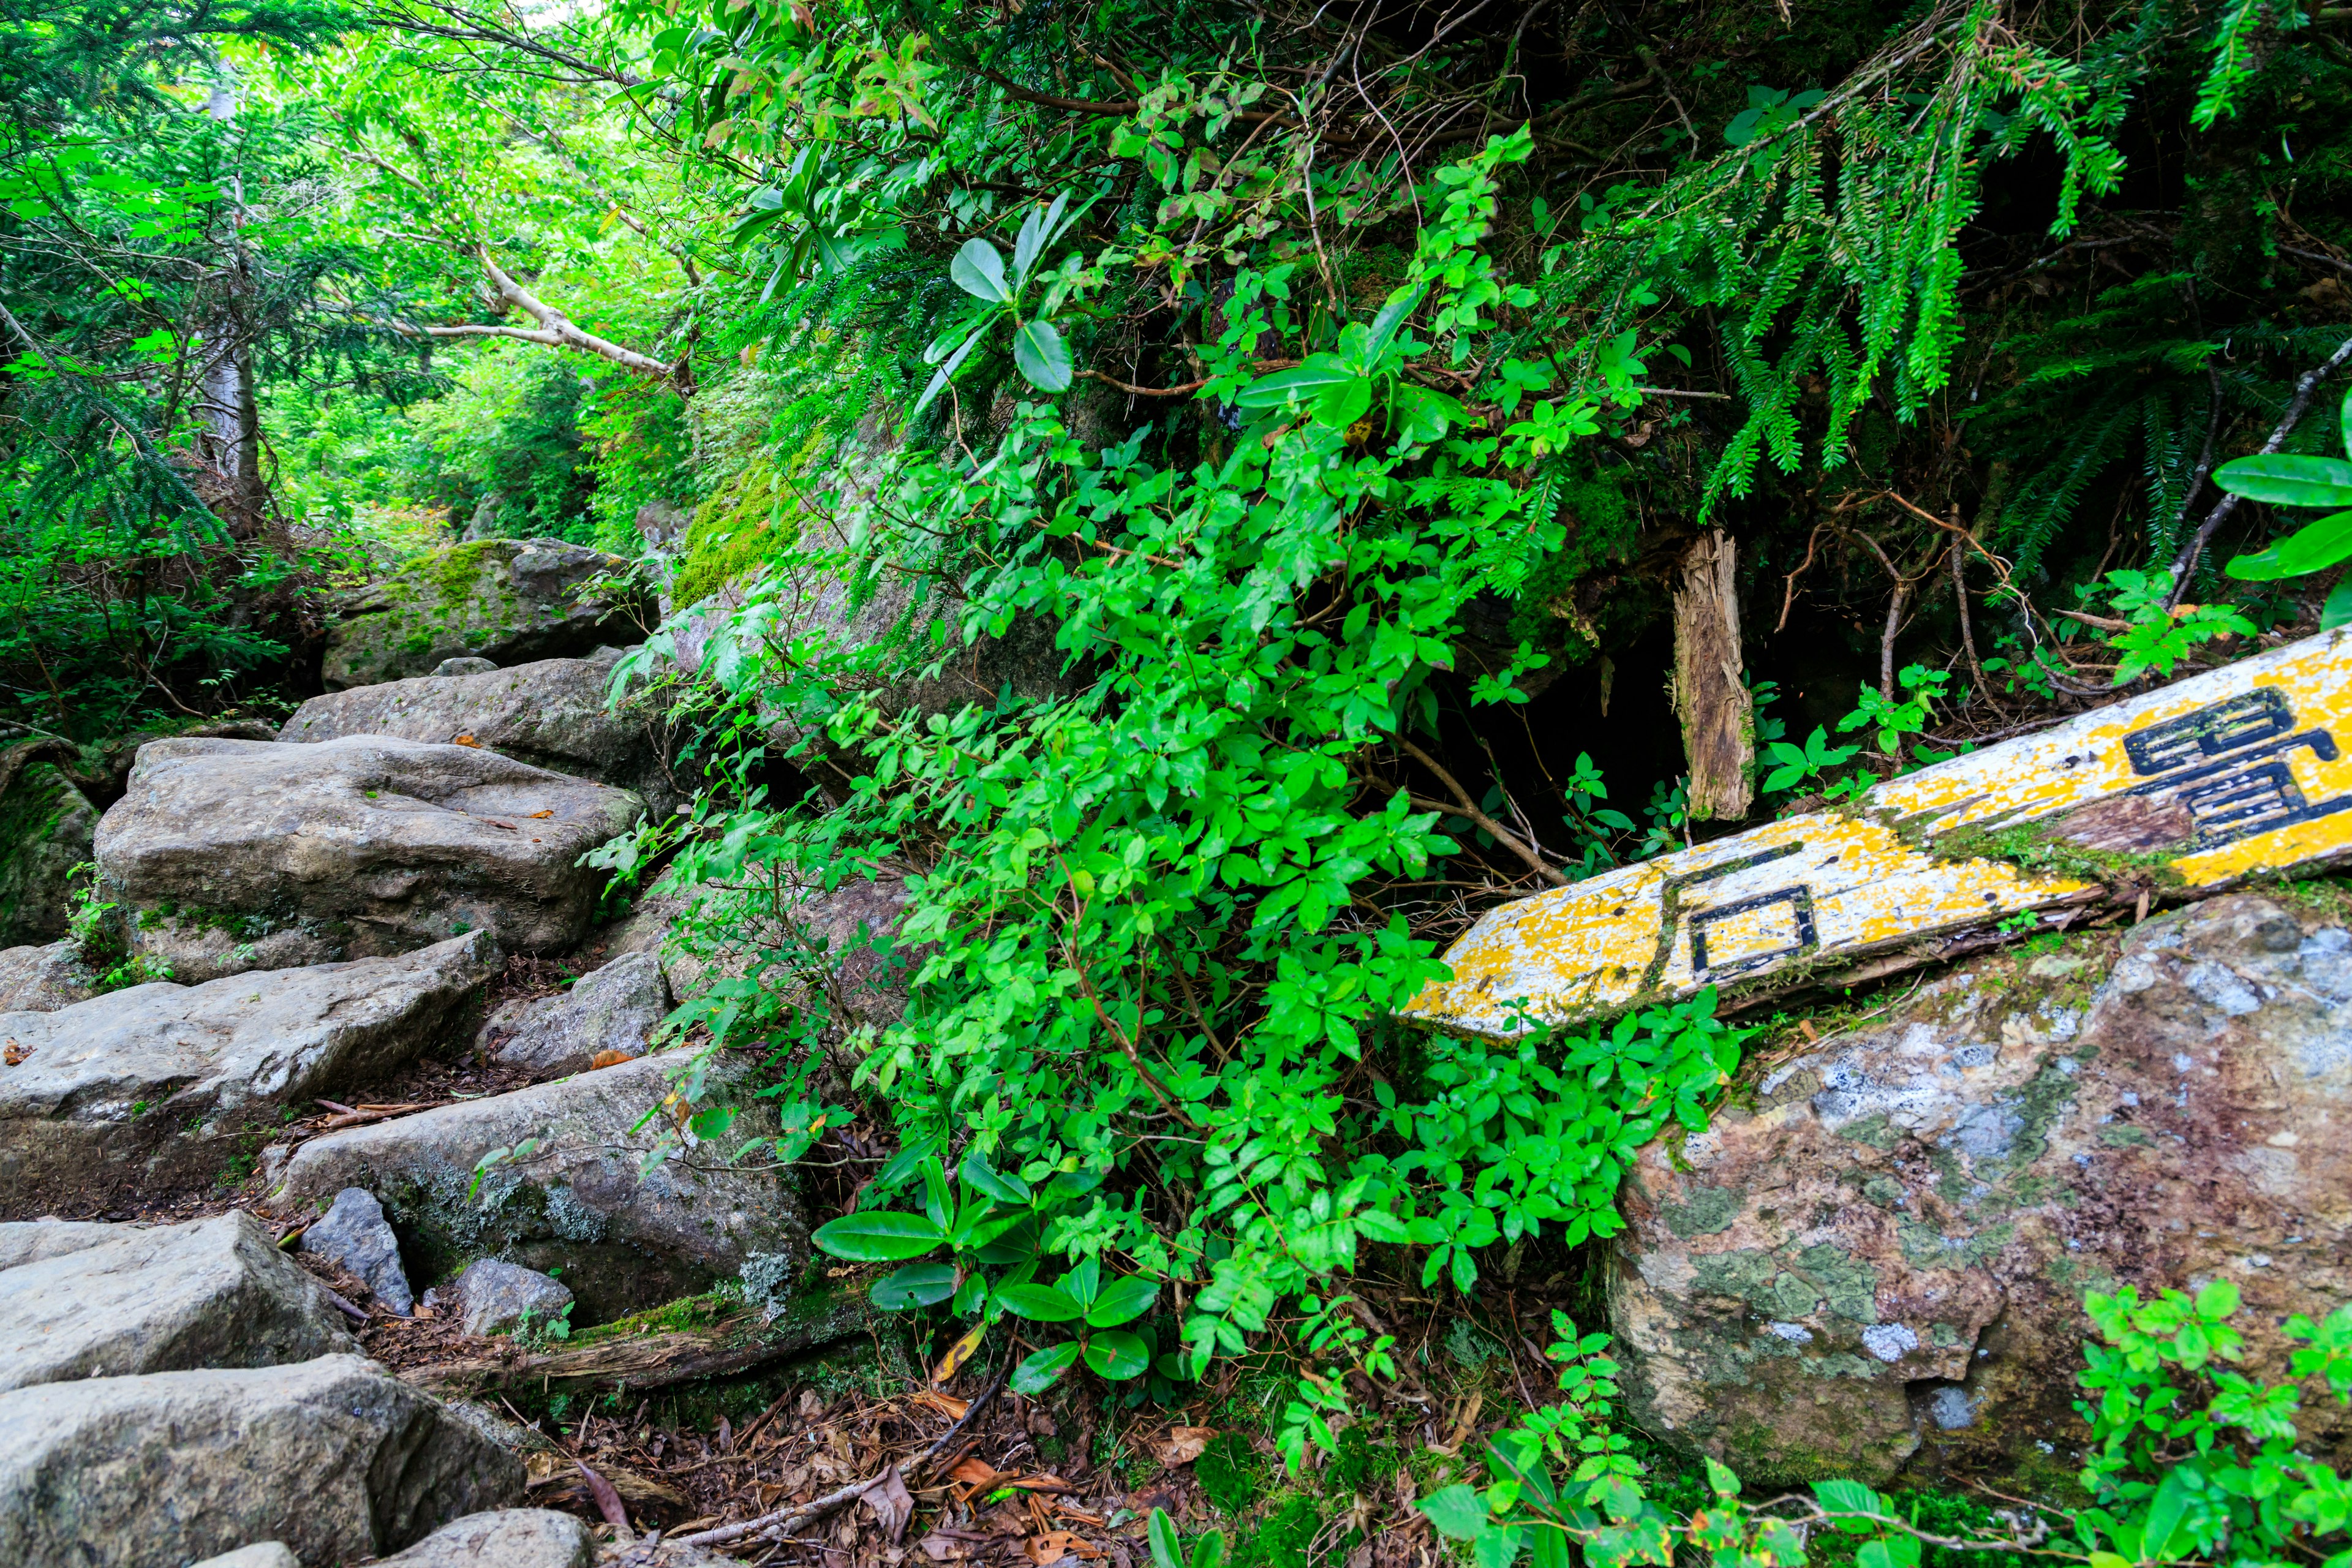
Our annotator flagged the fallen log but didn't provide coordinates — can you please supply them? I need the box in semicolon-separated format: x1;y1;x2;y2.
401;1292;872;1398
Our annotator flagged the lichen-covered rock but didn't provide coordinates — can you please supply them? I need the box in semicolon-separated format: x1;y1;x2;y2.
276;1049;805;1324
0;761;95;946
1610;891;2352;1490
0;932;495;1215
0;1353;522;1566
325;538;645;690
0;1211;354;1391
375;1509;597;1568
190;1545;301;1568
96;736;641;981
478;952;670;1080
453;1257;573;1337
281;656;677;818
0;941;94;1012
0;1218;123;1270
299;1188;415;1314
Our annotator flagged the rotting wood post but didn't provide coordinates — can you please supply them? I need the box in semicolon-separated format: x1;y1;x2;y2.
1672;529;1754;821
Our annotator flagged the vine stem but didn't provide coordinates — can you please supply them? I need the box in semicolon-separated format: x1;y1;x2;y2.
2165;330;2352;603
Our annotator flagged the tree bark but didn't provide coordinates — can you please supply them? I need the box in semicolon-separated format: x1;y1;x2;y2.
1672;529;1754;822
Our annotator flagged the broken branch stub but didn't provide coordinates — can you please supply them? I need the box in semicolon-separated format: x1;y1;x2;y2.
1402;626;2352;1038
1673;529;1754;822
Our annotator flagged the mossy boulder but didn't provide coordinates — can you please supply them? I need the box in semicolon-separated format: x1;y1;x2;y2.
322;538;645;691
0;761;95;946
1610;892;2352;1491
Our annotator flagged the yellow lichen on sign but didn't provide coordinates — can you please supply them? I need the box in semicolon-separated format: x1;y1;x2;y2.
1403;627;2352;1039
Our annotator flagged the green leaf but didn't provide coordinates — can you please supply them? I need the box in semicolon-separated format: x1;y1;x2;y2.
2195;1276;2242;1319
1703;1458;1742;1497
1082;1328;1150;1378
2326;578;2352;630
1391;384;1467;445
960;1148;1033;1206
1012;318;1073;393
2141;1466;2197;1561
871;1262;959;1310
2225;510;2352;579
949;239;1011;303
1419;1483;1489;1540
1311;376;1373;429
812;1211;946;1261
1085;1275;1159;1327
2211;453;2352;510
1192;1529;1228;1568
1148;1507;1185;1568
1233;357;1358;409
1812;1477;1885;1532
1010;1340;1080;1393
994;1283;1085;1321
911;329;984;420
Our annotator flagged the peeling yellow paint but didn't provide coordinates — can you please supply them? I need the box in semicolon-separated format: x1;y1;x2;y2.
1403;628;2352;1038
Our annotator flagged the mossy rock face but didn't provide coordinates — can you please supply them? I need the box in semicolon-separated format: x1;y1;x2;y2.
322;538;647;690
0;761;96;946
1609;892;2352;1493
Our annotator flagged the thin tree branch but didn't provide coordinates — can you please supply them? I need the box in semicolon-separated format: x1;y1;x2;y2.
1397;737;1569;887
2166;330;2352;601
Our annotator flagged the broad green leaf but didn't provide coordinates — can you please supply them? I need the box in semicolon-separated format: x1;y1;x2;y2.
949;239;1011;302
810;1210;945;1261
1363;285;1426;360
1148;1507;1184;1568
2141;1466;2198;1561
911;329;984;419
2195;1276;2242;1319
1418;1483;1489;1540
1311;376;1372;430
1009;1340;1080;1393
1391;384;1467;445
2211;453;2352;510
1082;1327;1150;1378
2225;510;2352;579
1192;1529;1228;1568
1703;1457;1742;1496
870;1262;958;1310
993;1283;1084;1321
1085;1276;1159;1327
2326;578;2352;630
1812;1477;1884;1532
960;1147;1033;1205
1013;318;1073;393
1233;356;1358;409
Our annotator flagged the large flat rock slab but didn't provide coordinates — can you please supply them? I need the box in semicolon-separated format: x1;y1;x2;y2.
325;538;644;690
0;1353;521;1566
282;655;677;818
0;932;494;1215
96;736;642;981
278;1050;804;1324
1610;891;2352;1490
0;1211;353;1391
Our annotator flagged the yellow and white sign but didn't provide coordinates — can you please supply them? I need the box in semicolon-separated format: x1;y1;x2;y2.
1403;627;2352;1039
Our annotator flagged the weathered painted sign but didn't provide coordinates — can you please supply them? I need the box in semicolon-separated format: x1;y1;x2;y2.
1402;626;2352;1039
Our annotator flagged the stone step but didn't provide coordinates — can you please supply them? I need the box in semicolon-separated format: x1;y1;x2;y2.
96;735;641;982
0;1353;521;1566
274;1048;804;1325
0;1211;353;1392
0;931;494;1216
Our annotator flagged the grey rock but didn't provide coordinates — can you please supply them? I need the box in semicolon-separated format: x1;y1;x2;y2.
281;657;677;816
299;1188;414;1315
189;1546;301;1568
0;1211;353;1391
634;498;687;551
277;1050;805;1325
0;1353;522;1566
325;538;645;690
0;932;495;1216
454;1257;573;1336
479;952;671;1080
96;736;641;981
0;1218;124;1270
379;1509;596;1568
460;491;508;543
0;762;96;946
434;656;499;676
0;941;94;1012
1610;892;2352;1489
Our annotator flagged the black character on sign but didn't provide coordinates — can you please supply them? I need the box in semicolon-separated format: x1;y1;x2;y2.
1640;840;1819;989
2123;686;2350;850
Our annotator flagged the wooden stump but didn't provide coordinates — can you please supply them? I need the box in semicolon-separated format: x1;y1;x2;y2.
1672;530;1754;822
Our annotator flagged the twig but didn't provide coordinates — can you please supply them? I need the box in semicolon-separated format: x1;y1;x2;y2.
674;1371;1006;1549
2165;329;2352;601
1396;738;1569;887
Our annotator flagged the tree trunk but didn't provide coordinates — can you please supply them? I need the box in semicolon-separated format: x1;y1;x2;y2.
197;66;266;533
1672;529;1754;822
